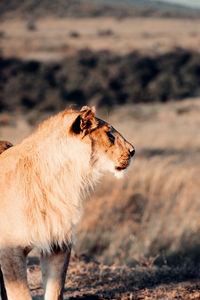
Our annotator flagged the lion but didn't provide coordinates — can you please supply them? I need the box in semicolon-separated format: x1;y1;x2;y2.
0;106;135;300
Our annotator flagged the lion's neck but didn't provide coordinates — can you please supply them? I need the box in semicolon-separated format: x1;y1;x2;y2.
34;136;94;198
22;132;100;251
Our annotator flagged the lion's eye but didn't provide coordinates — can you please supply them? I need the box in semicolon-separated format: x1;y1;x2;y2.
106;131;115;144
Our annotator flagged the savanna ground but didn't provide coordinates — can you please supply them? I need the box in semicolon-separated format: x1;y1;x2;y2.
1;2;200;298
28;253;200;299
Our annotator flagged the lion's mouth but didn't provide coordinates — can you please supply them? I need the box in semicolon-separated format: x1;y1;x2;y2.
115;158;132;171
115;166;127;171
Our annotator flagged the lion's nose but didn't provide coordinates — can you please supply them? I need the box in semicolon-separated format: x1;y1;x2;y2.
128;144;135;157
129;148;135;157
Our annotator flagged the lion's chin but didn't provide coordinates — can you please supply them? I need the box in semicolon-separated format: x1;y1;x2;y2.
102;159;129;179
113;159;132;178
114;168;126;179
115;166;127;171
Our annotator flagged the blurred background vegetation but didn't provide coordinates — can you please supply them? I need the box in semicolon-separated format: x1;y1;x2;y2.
0;0;200;268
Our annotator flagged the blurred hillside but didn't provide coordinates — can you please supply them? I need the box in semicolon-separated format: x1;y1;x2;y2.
1;1;200;111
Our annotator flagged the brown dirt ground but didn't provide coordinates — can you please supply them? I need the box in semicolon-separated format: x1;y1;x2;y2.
28;254;200;300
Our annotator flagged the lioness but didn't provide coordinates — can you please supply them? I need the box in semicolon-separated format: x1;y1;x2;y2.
0;106;135;300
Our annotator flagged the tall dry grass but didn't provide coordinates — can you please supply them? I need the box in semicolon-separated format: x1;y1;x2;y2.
76;98;200;265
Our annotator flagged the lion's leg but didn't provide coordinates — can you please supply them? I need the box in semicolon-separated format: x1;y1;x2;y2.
0;247;31;300
41;244;71;300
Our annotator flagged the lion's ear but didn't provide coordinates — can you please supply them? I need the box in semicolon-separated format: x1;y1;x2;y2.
0;141;13;155
70;106;98;136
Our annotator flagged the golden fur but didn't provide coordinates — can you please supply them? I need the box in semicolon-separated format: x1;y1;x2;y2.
0;106;134;300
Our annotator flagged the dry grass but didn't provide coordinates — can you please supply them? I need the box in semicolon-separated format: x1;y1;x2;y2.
76;98;200;265
1;17;200;61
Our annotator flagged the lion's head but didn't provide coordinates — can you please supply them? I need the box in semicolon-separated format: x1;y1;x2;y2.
70;106;135;178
